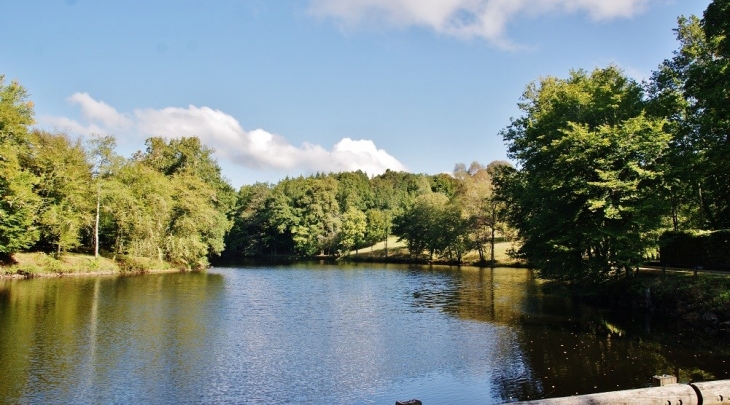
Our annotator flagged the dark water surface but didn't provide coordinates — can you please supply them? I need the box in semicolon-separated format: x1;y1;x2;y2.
1;263;728;404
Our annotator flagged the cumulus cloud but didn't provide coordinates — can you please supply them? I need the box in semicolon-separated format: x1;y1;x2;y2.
67;92;133;129
42;93;407;177
307;0;654;46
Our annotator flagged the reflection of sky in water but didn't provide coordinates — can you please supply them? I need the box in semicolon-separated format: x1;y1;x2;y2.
203;267;531;403
0;265;728;404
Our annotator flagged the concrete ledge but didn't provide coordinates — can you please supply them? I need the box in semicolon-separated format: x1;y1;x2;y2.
514;380;730;405
690;380;730;405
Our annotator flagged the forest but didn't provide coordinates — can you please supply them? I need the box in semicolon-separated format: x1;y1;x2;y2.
1;0;729;281
0;83;508;268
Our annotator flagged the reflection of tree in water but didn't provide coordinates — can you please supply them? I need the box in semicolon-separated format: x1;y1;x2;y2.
0;272;225;403
405;267;729;402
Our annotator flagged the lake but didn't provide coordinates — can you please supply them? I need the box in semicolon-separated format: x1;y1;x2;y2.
1;263;728;404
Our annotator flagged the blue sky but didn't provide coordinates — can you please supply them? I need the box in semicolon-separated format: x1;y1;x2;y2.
1;0;710;188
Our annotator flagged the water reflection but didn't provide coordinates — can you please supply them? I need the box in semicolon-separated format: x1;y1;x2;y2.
0;272;224;403
0;266;728;404
402;265;730;400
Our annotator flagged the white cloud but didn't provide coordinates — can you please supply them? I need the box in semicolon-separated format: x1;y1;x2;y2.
41;94;407;178
307;0;654;46
67;92;132;129
41;115;107;135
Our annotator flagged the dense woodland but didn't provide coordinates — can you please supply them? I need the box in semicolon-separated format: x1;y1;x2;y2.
497;0;730;281
1;0;729;279
224;161;508;263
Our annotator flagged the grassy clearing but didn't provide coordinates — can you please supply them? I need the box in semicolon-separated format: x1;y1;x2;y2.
0;252;176;278
344;237;523;266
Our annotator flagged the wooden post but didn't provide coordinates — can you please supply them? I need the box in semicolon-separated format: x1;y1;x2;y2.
653;374;678;386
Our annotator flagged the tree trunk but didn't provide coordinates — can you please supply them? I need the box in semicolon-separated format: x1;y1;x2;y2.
490;227;496;265
94;186;100;258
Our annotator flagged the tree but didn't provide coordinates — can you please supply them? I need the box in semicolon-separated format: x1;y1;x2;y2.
437;202;470;264
127;137;235;266
0;76;40;256
111;161;174;261
165;173;231;267
648;1;730;230
365;208;391;255
334;171;373;212
225;183;274;257
23;130;92;256
429;173;459;198
499;66;671;282
393;192;450;261
270;176;341;256
86;134;121;257
339;206;367;255
454;161;511;264
138;136;236;216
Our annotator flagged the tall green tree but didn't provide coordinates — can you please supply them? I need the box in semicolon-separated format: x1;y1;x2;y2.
225;183;274;257
291;177;340;256
499;66;671;281
135;136;234;265
86;134;122;257
138;136;236;215
648;0;730;230
22;130;92;256
0;76;40;256
111;161;174;261
165;173;231;267
393;192;450;261
339;206;367;255
334;170;373;211
454;161;511;264
364;208;392;255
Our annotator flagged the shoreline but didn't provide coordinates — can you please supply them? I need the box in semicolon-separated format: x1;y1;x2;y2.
0;252;191;280
0;267;188;280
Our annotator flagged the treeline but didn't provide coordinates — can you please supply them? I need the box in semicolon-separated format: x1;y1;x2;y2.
1;75;509;266
1;79;235;268
224;161;509;263
495;0;730;281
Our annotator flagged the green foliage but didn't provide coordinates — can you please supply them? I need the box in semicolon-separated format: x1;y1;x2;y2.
429;173;459;198
648;2;730;230
22;130;93;256
289;177;340;256
0;76;40;256
392;192;470;262
499;66;671;281
224;183;274;257
222;166;507;262
364;209;391;247
339;206;367;254
334;170;373;211
659;229;730;270
454;161;511;263
86;134;123;257
138;136;236;215
164;173;231;267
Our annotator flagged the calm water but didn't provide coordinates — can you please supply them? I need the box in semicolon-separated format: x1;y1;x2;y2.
0;263;728;404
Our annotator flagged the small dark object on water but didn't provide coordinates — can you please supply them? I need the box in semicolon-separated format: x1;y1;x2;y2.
396;400;422;405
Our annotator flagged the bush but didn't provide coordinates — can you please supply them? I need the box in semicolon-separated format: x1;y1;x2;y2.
659;230;730;270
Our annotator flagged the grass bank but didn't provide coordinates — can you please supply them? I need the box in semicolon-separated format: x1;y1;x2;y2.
0;252;180;279
340;237;524;267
